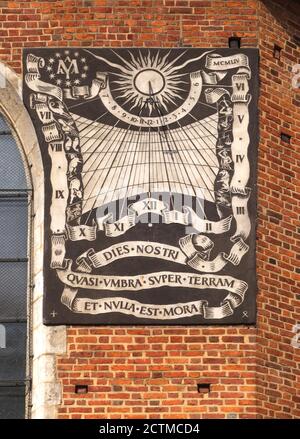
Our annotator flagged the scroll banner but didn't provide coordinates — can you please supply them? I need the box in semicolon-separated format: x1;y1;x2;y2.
48;144;68;235
66;198;233;240
231;188;251;240
51;234;66;269
35;102;55;123
205;88;229;104
204;54;252;247
75;238;249;274
25;54;63;101
230;100;250;192
85;71;203;127
58;263;248;319
66;220;97;242
61;294;241;320
201;70;227;85
205;53;249;71
48;134;69;269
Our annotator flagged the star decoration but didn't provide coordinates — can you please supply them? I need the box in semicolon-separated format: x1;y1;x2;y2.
46;51;89;88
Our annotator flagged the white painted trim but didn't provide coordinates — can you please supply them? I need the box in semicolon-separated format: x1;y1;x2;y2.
0;61;66;419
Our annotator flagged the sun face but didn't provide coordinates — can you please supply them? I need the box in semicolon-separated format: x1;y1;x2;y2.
109;50;189;115
133;69;165;96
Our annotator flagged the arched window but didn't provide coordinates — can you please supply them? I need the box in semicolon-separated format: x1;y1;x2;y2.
0;113;31;419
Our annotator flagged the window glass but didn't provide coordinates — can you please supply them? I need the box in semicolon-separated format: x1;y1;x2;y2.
0;129;27;190
0;387;25;420
0;198;28;259
0;323;27;380
0;114;29;419
0;262;27;321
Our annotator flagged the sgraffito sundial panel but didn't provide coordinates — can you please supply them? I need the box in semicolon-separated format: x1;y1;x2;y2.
23;48;258;325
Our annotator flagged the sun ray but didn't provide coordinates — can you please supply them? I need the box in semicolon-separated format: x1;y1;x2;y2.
84;49;132;74
160;50;188;72
111;49;137;71
128;51;141;69
164;50;213;74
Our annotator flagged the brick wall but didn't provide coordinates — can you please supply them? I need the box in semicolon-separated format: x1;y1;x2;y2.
57;327;257;419
0;0;258;73
256;0;300;418
0;0;299;419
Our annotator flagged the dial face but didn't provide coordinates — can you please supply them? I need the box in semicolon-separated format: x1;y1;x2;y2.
133;69;166;96
23;48;258;326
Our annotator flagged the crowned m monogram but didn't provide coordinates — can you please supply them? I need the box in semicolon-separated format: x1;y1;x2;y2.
57;56;79;79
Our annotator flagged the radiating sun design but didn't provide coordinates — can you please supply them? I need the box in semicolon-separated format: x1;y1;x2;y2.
85;49;211;115
111;51;189;114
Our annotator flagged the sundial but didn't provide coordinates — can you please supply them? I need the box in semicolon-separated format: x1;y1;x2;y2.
23;47;258;325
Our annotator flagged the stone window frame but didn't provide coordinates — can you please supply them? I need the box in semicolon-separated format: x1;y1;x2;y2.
0;62;66;419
